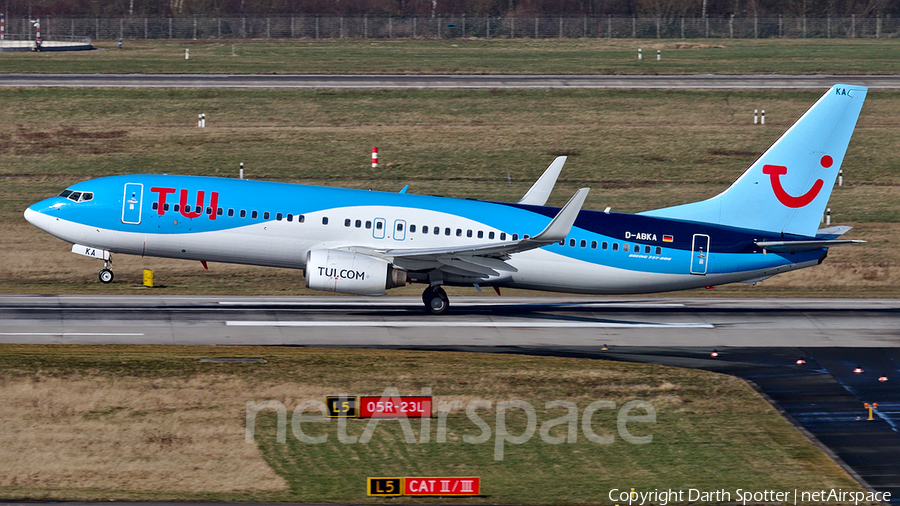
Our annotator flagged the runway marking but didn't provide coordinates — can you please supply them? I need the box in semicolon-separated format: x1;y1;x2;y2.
226;320;712;329
0;332;145;336
217;301;686;308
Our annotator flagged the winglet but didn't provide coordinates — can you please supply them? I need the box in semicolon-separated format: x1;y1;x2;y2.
517;156;566;206
399;185;409;194
530;187;589;243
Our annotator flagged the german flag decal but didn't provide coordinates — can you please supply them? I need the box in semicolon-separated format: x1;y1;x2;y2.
663;235;674;242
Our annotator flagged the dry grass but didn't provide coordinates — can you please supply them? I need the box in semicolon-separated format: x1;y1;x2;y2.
1;88;898;296
0;374;287;496
0;345;864;502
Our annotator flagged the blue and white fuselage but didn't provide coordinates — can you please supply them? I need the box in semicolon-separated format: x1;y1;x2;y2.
24;84;868;313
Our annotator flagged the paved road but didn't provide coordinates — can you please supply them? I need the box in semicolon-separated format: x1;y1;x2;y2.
1;295;897;347
4;74;900;89
2;294;899;502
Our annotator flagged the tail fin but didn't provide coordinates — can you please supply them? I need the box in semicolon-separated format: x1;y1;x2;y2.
640;84;867;237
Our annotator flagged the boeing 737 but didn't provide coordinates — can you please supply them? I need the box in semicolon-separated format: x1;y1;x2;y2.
25;84;867;314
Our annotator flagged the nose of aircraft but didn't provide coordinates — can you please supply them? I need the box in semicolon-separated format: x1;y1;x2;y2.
24;201;55;232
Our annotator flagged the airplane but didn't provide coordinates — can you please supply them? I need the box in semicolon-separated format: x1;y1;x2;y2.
25;84;867;314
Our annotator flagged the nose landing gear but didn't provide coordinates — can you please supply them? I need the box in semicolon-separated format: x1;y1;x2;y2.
98;258;114;284
422;285;449;314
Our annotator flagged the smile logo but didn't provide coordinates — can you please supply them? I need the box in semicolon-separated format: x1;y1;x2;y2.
762;156;832;208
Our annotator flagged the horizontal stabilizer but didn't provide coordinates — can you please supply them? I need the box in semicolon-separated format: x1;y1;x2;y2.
816;225;853;240
517;156;566;206
755;239;866;253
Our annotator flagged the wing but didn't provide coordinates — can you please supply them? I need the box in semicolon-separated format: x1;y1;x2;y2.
517;156;566;206
349;188;589;278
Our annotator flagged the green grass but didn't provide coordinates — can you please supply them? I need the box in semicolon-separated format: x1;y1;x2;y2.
0;345;864;503
2;38;900;75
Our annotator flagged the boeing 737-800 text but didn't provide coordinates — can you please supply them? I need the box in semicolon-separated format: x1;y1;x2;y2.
25;84;867;313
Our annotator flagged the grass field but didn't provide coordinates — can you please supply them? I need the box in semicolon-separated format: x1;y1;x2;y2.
2;87;897;296
0;345;864;502
2;38;900;75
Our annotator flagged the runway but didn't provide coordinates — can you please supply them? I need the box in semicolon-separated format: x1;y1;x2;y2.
4;73;900;89
1;295;898;347
2;294;899;501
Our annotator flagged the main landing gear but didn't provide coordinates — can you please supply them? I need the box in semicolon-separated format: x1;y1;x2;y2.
98;258;114;284
422;285;449;315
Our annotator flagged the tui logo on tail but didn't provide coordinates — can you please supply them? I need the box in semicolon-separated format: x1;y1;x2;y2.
762;155;832;208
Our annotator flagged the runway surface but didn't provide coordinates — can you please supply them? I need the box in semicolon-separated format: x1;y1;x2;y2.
1;295;898;347
3;294;899;502
4;73;900;89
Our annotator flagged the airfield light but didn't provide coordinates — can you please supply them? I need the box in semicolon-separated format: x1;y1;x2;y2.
796;358;806;365
879;376;888;383
710;350;719;358
853;366;864;374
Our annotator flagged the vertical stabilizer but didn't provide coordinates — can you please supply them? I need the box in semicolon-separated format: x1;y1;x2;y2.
640;85;867;237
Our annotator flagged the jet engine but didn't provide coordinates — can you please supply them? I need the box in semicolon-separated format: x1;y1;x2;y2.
305;249;407;296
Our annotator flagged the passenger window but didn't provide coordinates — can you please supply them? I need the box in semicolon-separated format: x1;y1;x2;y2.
612;243;619;251
217;208;223;216
287;213;293;222
524;235;530;239
422;226;429;234
207;207;213;215
591;241;598;249
624;244;630;252
477;231;484;239
376;221;383;230
397;223;404;231
512;234;519;241
456;229;462;237
445;228;451;236
365;220;371;229
489;232;495;239
275;213;282;221
164;203;170;211
602;242;608;250
183;205;191;213
299;215;305;223
645;245;652;254
355;219;362;228
466;230;472;238
580;240;587;248
240;209;247;218
322;217;328;225
344;219;351;227
656;246;662;254
410;225;416;233
500;233;507;240
251;210;258;219
228;209;234;217
569;238;576;247
174;204;180;212
152;202;159;210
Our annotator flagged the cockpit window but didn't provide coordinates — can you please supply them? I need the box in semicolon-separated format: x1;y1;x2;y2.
57;189;93;202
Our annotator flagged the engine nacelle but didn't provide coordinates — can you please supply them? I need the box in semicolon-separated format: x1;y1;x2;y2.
305;249;407;296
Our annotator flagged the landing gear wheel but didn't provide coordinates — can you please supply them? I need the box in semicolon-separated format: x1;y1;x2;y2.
422;286;449;315
99;268;114;284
